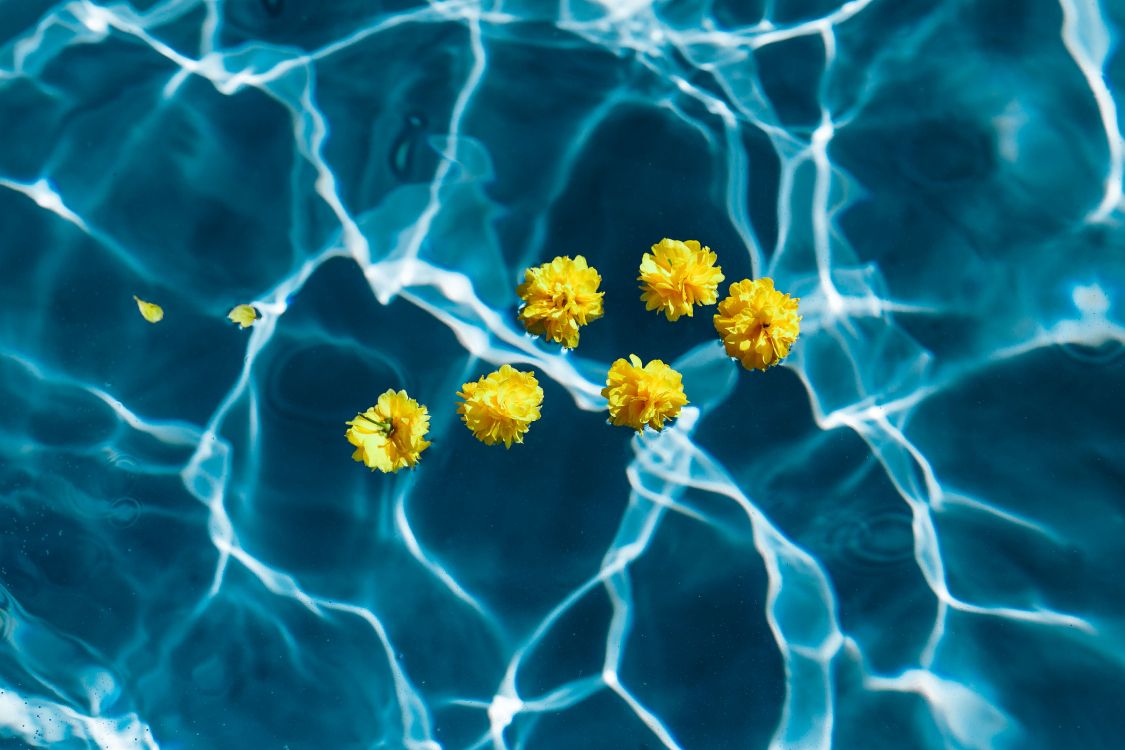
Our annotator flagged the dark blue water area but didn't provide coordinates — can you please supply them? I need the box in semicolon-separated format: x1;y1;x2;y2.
1;1;1124;749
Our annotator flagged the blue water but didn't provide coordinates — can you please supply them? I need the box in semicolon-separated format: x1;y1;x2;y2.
1;1;1124;748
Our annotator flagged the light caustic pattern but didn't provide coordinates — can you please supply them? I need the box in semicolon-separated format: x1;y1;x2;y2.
0;0;1123;748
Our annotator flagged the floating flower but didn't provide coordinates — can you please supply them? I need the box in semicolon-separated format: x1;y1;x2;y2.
516;255;604;348
345;389;431;473
133;295;164;323
228;304;258;329
602;354;688;432
638;238;725;321
457;365;544;447
713;278;801;371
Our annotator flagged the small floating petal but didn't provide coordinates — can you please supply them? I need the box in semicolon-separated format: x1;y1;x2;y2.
228;304;258;329
133;296;163;324
517;255;604;349
602;354;688;432
346;389;431;473
713;278;800;371
457;364;544;447
638;238;725;321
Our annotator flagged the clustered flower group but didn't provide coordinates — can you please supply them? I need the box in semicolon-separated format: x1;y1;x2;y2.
339;238;801;474
131;239;799;475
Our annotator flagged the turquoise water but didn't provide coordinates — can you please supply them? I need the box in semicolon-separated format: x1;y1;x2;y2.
1;0;1124;748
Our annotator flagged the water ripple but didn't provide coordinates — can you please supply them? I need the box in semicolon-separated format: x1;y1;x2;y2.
824;509;916;571
0;0;1122;749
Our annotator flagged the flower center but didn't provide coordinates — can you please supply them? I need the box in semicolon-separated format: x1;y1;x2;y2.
359;413;395;436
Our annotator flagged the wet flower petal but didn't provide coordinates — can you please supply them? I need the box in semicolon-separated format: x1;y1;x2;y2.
457;364;544;447
517;255;604;348
638;238;724;321
713;278;801;371
602;354;688;432
345;389;431;473
133;296;163;324
227;304;258;329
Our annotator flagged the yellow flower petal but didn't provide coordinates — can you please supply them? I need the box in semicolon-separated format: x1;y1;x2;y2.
345;389;431;473
713;278;801;371
457;364;544;448
516;255;604;348
638;238;725;321
133;295;163;324
227;304;258;329
601;354;688;432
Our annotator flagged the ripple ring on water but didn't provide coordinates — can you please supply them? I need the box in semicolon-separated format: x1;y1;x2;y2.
107;497;141;528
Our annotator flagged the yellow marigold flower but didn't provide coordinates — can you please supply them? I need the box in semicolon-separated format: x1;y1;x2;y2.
227;304;258;329
638;238;725;321
602;354;688;432
457;364;544;447
345;389;431;473
713;278;801;371
133;295;163;324
516;255;604;348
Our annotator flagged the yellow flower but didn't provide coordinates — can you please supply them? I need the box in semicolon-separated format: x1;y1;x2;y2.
227;304;258;329
516;255;604;348
457;365;544;447
345;389;431;473
638;238;725;321
713;278;801;371
602;354;688;432
133;295;163;324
